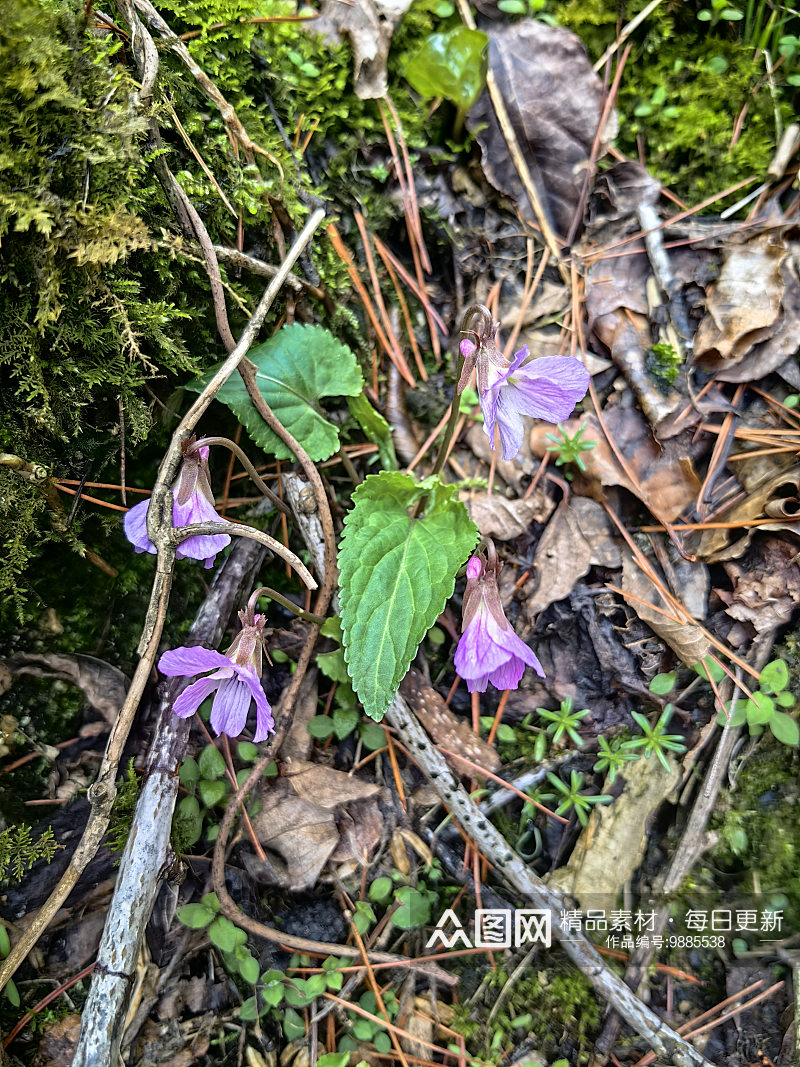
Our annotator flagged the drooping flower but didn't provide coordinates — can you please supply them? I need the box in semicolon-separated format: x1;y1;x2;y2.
454;548;544;693
124;440;231;569
158;612;273;741
459;330;590;462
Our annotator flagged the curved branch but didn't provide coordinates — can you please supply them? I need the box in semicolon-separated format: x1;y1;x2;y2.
171;520;317;590
192;435;291;517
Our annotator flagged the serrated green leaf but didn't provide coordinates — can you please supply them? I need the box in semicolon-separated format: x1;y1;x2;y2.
208;915;239;952
759;659;789;694
347;392;398;470
198;744;226;781
187;325;363;461
339;472;478;720
177;903;215;929
769;711;799;746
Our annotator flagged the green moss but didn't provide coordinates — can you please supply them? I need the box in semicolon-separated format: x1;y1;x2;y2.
556;0;793;208
453;957;601;1059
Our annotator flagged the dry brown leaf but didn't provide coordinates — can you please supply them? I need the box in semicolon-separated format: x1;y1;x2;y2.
692;458;800;561
548;755;678;904
250;779;340;891
530;408;701;522
283;760;380;809
330;796;384;864
400;669;501;774
621;551;710;666
277;672;318;762
3;653;129;724
694;231;786;368
525;497;621;615
310;0;412;99
462;487;553;539
467;21;616;239
466;423;534;491
721;536;800;633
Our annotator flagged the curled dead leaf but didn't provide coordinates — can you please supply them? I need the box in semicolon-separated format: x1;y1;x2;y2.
621;551;710;667
462;488;553;540
3;653;129;725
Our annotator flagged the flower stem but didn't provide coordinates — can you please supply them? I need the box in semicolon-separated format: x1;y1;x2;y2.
191;435;291;517
246;584;328;626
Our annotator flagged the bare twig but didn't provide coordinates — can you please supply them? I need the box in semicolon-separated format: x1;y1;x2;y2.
0;208;327;995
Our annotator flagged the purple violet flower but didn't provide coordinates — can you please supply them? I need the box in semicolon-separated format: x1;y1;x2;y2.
454;549;544;693
124;442;231;569
460;338;590;462
158;612;273;741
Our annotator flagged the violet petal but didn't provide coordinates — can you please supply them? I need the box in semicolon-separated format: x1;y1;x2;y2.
210;674;252;738
158;646;233;678
123;498;156;555
172;491;231;564
172;676;220;718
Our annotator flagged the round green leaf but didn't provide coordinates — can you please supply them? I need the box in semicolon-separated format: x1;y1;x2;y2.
5;978;19;1007
283;1007;306;1041
0;925;10;957
198;779;228;807
359;722;387;750
237;741;260;762
176;903;215;929
746;693;774;725
239;995;260;1020
316;1055;351;1067
307;715;335;739
391;886;432;930
404;28;489;111
198;744;226;781
368;876;393;904
179;757;200;787
352;1019;377;1041
769;711;799;746
649;672;676;695
759;659;789;694
373;1031;392;1054
208;915;240;952
339;473;478;721
238;954;260;984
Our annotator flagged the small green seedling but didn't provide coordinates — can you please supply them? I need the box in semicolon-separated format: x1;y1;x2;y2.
536;696;591;747
546;770;612;827
593;735;640;785
622;706;687;772
545;423;596;474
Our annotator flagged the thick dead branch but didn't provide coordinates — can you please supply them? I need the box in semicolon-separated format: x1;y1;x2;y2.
73;538;267;1067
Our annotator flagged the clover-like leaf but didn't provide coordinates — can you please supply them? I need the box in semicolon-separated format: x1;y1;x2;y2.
188;324;363;461
339;472;478;720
